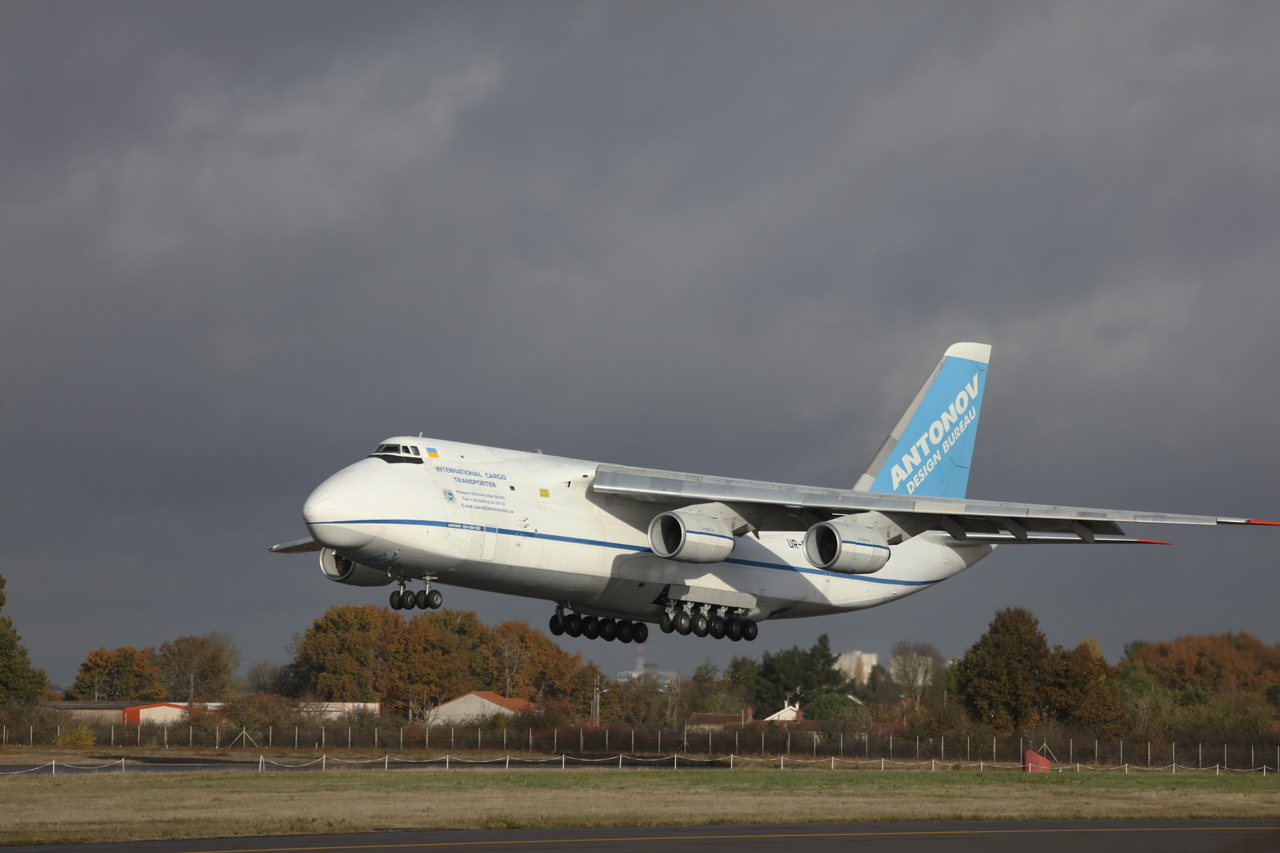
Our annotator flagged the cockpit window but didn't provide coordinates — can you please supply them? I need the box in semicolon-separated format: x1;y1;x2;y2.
369;443;424;464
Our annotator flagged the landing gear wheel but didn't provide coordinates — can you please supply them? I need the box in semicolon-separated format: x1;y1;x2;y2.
582;616;599;640
426;589;443;609
742;619;758;641
617;620;633;643
726;618;743;642
709;616;726;639
390;590;403;610
675;611;692;635
692;613;709;637
415;589;429;610
549;613;565;636
632;622;649;643
401;590;416;610
599;618;617;642
565;614;582;637
660;612;675;634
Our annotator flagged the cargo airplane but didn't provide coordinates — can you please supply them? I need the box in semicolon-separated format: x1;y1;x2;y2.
272;343;1274;644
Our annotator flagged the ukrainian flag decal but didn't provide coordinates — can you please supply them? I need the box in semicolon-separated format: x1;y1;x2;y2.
426;448;439;458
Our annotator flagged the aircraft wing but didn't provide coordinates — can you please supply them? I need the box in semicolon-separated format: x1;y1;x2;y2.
269;536;322;554
592;464;1276;543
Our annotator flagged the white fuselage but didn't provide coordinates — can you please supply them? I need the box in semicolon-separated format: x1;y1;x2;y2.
303;437;995;623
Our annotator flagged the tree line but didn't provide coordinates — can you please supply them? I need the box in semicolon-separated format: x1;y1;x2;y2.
3;566;1279;739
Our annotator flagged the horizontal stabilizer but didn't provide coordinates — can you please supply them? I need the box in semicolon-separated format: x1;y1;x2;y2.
269;537;322;554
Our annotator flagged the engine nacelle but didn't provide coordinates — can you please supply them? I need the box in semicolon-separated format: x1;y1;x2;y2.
648;511;736;563
319;549;395;587
803;519;891;574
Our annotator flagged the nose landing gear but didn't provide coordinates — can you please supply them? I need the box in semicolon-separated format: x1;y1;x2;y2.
389;580;442;612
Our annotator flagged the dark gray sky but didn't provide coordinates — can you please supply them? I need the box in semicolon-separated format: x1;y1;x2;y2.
3;1;1279;689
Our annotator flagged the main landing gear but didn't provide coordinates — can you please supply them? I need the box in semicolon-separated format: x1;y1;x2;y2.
389;580;442;612
659;606;757;641
548;608;649;644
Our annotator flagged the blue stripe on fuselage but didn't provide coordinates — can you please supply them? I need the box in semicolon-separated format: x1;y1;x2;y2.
309;518;937;588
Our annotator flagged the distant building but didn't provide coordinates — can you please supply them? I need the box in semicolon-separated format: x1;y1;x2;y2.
122;703;189;726
762;701;801;722
427;691;539;726
835;651;879;685
616;646;677;686
687;709;754;732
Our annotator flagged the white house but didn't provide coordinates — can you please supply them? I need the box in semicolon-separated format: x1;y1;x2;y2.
427;691;539;725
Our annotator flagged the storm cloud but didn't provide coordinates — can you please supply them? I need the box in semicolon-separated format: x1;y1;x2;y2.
3;1;1279;686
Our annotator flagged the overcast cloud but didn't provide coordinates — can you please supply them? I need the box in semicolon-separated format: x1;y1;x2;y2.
3;1;1279;688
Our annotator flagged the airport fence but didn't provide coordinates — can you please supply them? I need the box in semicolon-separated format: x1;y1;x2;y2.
3;718;1280;775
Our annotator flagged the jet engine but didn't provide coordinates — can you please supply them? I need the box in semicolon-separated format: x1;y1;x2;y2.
319;548;395;587
803;519;891;574
648;511;736;563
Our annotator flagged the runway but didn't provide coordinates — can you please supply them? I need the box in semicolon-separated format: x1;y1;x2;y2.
8;821;1279;853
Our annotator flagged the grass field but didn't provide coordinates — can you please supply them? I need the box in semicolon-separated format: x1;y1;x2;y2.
2;763;1279;847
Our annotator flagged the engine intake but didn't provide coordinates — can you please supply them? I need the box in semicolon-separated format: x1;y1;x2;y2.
319;549;395;587
648;511;736;563
803;519;891;574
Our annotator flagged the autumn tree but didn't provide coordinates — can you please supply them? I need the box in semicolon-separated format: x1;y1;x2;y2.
0;573;46;704
154;632;240;702
1043;639;1128;738
65;646;164;701
955;607;1050;731
285;604;382;701
1126;632;1280;696
287;605;603;721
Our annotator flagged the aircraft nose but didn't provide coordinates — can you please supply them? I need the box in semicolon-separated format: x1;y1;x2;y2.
303;466;377;550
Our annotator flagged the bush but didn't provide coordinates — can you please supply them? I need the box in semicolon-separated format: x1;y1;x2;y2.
53;724;95;747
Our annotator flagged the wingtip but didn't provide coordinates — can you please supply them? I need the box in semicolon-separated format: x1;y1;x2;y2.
1136;538;1174;546
1248;519;1280;526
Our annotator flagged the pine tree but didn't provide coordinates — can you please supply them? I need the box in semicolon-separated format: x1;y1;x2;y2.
0;573;47;704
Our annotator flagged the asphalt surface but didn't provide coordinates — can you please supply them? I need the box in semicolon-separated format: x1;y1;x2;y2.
6;822;1280;853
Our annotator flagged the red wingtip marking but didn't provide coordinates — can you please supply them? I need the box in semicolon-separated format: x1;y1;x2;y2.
1247;519;1280;526
1136;539;1174;545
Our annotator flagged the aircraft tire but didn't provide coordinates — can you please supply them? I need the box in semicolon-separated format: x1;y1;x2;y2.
427;589;443;609
582;616;600;640
549;613;565;636
415;590;429;610
390;591;403;611
709;616;726;639
617;620;634;643
726;618;743;642
401;592;416;611
692;613;709;637
565;614;582;637
659;612;675;634
632;622;649;643
599;618;617;641
742;620;758;641
675;611;692;635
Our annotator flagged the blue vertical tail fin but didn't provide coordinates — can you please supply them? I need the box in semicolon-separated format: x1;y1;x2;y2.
853;342;990;499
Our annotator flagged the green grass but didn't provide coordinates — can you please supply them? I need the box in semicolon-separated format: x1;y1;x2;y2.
1;767;1277;846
